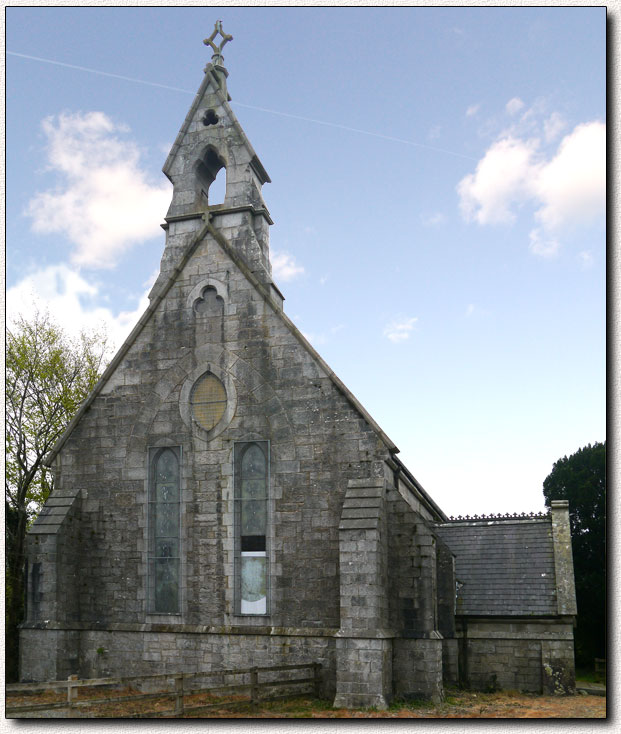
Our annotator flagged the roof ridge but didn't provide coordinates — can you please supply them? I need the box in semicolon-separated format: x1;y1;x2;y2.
43;216;212;466
439;510;551;524
205;220;398;454
44;215;399;466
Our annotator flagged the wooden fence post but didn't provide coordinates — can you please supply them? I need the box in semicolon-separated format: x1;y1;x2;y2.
174;674;184;716
67;675;78;708
250;667;258;703
313;663;321;699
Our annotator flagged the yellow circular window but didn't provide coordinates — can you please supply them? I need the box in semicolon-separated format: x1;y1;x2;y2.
191;373;227;431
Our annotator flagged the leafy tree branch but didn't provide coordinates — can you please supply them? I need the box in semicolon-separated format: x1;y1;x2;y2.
5;311;110;681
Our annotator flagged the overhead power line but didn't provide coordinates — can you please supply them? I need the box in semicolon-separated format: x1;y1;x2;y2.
8;50;476;161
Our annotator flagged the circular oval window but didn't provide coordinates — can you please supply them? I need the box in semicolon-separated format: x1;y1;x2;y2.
191;373;227;431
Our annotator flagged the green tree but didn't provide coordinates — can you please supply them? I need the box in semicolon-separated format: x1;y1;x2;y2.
543;441;606;667
6;312;110;682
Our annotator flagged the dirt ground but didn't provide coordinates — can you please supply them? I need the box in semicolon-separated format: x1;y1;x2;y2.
6;687;606;719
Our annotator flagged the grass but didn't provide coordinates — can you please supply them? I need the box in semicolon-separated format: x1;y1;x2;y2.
7;687;606;719
575;668;605;685
388;696;427;711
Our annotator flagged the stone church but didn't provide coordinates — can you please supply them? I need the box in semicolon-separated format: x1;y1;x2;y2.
20;26;578;706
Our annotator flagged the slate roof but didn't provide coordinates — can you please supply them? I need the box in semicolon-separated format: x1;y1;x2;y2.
435;519;558;616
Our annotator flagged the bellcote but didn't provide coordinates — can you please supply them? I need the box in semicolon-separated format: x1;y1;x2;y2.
162;60;271;219
157;24;274;291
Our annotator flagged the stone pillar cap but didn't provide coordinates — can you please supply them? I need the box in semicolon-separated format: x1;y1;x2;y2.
551;500;569;508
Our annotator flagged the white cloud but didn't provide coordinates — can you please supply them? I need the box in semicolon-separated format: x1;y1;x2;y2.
457;120;605;256
505;97;525;116
271;251;304;281
543;112;566;143
466;104;480;118
420;212;446;227
142;268;160;290
7;264;151;353
26;112;171;269
495;98;552;142
384;317;418;343
533;122;605;232
578;250;594;269
464;303;491;319
529;229;560;258
457;136;537;225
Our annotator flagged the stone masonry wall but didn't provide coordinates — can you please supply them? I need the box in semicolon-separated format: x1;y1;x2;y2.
457;619;575;693
387;489;437;636
334;637;392;709
333;477;393;709
442;638;459;687
385;486;444;700
436;536;456;639
21;627;337;696
55;502;82;625
20;629;60;683
464;637;543;692
20;628;81;683
541;639;576;695
21;219;392;680
392;637;443;702
24;534;57;624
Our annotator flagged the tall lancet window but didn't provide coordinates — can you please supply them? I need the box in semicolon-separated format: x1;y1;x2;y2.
234;441;269;614
148;447;181;614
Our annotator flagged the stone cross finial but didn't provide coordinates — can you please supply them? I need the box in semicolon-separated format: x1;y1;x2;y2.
204;21;233;67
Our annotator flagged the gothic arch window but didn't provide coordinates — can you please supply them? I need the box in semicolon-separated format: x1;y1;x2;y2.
196;146;226;205
234;441;269;615
148;446;181;614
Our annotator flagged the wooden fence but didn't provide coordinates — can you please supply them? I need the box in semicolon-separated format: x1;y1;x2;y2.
6;661;322;718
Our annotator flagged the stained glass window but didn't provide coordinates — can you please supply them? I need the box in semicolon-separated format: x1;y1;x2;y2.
191;373;227;431
234;442;268;614
148;447;181;614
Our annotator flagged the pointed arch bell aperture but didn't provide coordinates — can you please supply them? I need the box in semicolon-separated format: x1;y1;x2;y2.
195;145;227;205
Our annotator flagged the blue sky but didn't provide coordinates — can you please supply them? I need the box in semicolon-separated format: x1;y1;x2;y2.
6;6;606;516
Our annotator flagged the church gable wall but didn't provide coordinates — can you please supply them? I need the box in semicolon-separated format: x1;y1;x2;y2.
44;228;390;636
